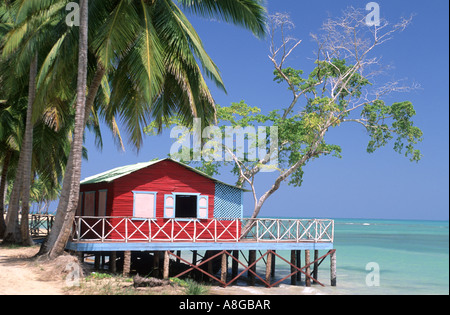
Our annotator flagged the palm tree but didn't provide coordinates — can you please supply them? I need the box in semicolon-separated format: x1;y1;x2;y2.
0;0;57;244
0;101;24;238
93;0;267;148
1;0;76;244
39;0;90;258
4;0;267;257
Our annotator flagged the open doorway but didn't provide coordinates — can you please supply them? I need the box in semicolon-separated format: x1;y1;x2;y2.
175;195;197;218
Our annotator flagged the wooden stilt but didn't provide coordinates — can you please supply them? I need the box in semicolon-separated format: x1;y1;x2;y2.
94;253;100;270
290;250;297;285
176;250;181;264
123;251;131;277
313;250;319;284
110;251;117;273
330;250;337;286
192;250;197;265
296;250;301;282
248;250;256;286
221;252;227;285
265;251;272;286
232;250;239;279
77;251;84;263
101;254;106;270
305;250;311;287
271;250;276;277
153;251;160;278
163;251;170;279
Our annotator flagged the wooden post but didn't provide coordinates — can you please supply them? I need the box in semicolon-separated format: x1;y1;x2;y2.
290;250;297;285
305;250;311;287
271;250;276;278
221;252;227;285
163;251;170;279
232;250;239;279
313;250;319;284
192;250;198;265
94;253;100;271
110;251;117;273
101;254;106;270
176;250;181;264
248;250;256;286
330;250;337;286
296;250;301;282
123;251;131;277
77;251;84;263
265;251;272;286
153;251;160;278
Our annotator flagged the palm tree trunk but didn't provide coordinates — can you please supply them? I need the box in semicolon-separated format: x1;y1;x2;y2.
3;54;38;245
20;53;38;246
2;151;23;244
0;150;12;238
38;0;89;258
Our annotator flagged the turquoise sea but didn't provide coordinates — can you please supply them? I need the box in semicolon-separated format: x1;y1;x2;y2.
270;218;449;295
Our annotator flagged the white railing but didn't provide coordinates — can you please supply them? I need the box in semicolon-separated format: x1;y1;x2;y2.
71;217;242;243
240;218;334;243
71;217;334;243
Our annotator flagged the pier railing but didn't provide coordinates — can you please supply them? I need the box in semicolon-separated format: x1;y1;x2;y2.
241;218;334;243
70;217;334;243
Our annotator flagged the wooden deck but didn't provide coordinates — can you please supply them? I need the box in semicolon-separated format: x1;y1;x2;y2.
19;214;336;287
65;216;336;288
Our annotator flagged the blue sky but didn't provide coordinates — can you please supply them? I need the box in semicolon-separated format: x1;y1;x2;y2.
80;0;449;221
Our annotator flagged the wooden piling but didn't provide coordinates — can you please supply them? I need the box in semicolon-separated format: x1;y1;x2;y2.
221;252;227;284
265;251;272;285
94;253;100;270
271;250;276;278
232;250;239;279
248;250;256;286
153;251;160;278
296;250;301;282
163;251;170;279
313;250;319;284
123;251;131;277
77;251;84;263
330;250;337;286
290;250;297;285
101;254;106;270
305;250;311;287
110;251;117;273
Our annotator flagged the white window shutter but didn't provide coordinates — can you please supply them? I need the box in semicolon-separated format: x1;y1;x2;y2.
197;195;208;219
164;194;175;219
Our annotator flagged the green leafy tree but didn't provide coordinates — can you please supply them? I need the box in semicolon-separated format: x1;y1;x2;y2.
158;10;423;236
36;0;267;258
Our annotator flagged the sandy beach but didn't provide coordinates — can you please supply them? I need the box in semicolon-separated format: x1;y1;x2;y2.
0;245;66;295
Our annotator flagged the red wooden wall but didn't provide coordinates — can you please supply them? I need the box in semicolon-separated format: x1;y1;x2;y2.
77;160;240;241
111;160;215;218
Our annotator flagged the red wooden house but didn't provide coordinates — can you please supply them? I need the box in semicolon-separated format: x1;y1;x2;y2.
76;158;244;242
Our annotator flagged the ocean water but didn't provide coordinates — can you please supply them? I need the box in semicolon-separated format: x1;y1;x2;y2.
270;218;449;295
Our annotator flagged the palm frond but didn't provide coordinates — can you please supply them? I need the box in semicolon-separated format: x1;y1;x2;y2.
178;0;267;38
92;0;141;70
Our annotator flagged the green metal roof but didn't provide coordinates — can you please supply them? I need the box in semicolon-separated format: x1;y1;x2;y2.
80;158;248;191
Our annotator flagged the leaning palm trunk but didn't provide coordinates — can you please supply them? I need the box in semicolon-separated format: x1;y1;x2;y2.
38;0;89;259
3;54;38;245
